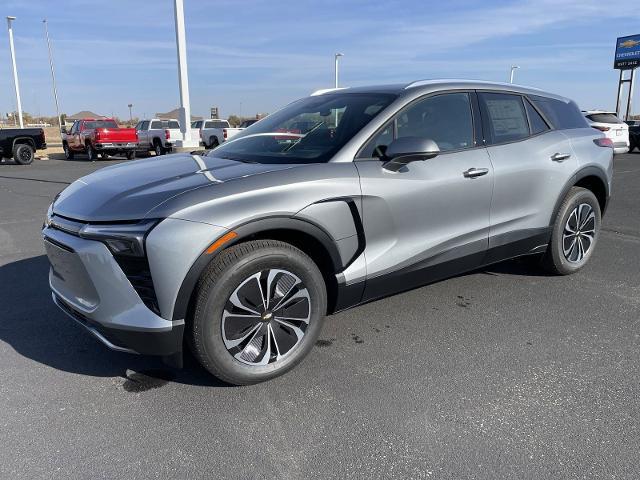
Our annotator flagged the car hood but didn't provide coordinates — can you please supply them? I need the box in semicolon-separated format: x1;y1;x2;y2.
53;153;297;222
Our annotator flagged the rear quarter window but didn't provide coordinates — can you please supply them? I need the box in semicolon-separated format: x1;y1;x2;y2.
530;96;588;130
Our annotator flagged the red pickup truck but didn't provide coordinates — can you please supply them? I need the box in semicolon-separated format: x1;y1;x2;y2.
62;118;137;160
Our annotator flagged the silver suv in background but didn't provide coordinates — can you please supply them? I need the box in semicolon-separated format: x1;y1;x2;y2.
43;80;613;385
135;119;182;156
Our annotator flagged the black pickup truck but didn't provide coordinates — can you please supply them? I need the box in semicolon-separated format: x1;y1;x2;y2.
0;128;47;165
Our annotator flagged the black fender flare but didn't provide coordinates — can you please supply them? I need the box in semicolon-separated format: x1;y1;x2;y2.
12;136;36;150
171;216;344;321
550;165;610;226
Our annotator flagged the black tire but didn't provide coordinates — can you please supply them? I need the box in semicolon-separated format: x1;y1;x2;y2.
630;138;637;153
86;143;96;161
63;143;74;160
100;152;109;160
153;140;164;156
12;143;34;165
126;150;135;160
189;240;327;385
541;187;601;275
208;136;219;149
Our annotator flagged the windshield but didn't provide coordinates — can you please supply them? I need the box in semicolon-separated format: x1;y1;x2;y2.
85;120;118;129
207;93;396;164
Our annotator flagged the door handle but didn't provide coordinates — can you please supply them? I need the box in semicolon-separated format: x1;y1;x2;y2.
463;167;489;178
551;152;571;162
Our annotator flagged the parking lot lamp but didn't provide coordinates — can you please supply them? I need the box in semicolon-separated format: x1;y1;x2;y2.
6;16;23;129
334;52;344;88
509;65;520;84
43;19;62;139
128;103;133;122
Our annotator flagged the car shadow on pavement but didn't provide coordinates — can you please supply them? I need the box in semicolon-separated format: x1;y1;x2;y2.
0;255;230;388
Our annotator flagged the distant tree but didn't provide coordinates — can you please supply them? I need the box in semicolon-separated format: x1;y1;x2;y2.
227;115;242;127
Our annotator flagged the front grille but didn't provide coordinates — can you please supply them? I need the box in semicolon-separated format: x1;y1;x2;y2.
113;255;161;316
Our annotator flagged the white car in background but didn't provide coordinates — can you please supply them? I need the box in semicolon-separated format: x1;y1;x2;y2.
190;119;230;149
583;110;629;154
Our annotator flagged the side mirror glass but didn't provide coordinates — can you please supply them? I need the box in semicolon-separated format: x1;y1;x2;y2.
383;137;440;172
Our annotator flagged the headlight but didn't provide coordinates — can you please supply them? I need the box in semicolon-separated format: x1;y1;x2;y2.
79;220;159;257
43;203;53;228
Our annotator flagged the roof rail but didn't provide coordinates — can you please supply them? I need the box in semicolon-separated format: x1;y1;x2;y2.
310;87;347;96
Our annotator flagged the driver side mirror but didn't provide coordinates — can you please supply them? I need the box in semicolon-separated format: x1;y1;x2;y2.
382;137;440;172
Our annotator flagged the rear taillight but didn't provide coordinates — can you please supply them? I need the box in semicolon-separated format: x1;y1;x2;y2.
593;137;614;148
165;129;170;140
40;129;45;142
592;125;610;132
223;128;228;140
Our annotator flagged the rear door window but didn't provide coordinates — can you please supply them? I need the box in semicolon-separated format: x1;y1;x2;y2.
150;121;162;129
478;93;529;144
167;120;180;129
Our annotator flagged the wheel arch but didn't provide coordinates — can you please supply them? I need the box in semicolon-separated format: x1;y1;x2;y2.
550;166;610;225
171;217;344;321
12;137;35;149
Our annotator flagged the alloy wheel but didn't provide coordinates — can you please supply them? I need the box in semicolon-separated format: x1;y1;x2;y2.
221;269;311;366
562;203;596;263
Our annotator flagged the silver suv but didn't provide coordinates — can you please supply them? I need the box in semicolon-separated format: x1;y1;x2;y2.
43;80;613;385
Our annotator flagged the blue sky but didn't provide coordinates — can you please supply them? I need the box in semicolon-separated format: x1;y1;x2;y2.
1;0;639;120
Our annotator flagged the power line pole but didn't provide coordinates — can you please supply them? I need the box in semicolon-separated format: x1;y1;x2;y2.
43;19;62;139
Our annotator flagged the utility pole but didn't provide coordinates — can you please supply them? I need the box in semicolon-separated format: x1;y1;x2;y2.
128;103;133;122
43;19;63;139
6;16;23;129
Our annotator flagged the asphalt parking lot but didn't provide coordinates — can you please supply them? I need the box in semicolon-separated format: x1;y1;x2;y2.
1;153;639;479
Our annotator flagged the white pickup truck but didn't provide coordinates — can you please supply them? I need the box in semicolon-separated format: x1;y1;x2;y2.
135;119;182;156
221;118;261;142
190;119;231;149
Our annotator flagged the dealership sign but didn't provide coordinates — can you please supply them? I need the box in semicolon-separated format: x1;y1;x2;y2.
614;34;640;69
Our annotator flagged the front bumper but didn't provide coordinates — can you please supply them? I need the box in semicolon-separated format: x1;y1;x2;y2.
43;226;184;356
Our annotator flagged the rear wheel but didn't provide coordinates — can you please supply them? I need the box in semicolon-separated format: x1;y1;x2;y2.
208;136;219;149
153;140;164;156
63;143;74;160
126;150;135;160
189;240;327;385
100;152;109;160
86;143;96;161
13;143;34;165
542;187;601;275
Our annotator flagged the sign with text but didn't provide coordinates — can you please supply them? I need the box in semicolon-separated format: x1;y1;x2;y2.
614;34;640;69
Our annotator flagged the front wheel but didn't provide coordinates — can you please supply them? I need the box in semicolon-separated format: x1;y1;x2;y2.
189;240;327;385
542;187;601;275
63;143;74;160
126;150;135;160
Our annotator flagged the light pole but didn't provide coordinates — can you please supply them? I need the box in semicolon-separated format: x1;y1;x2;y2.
173;0;196;147
128;103;133;123
43;19;62;139
334;53;344;88
6;16;23;129
509;65;520;84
